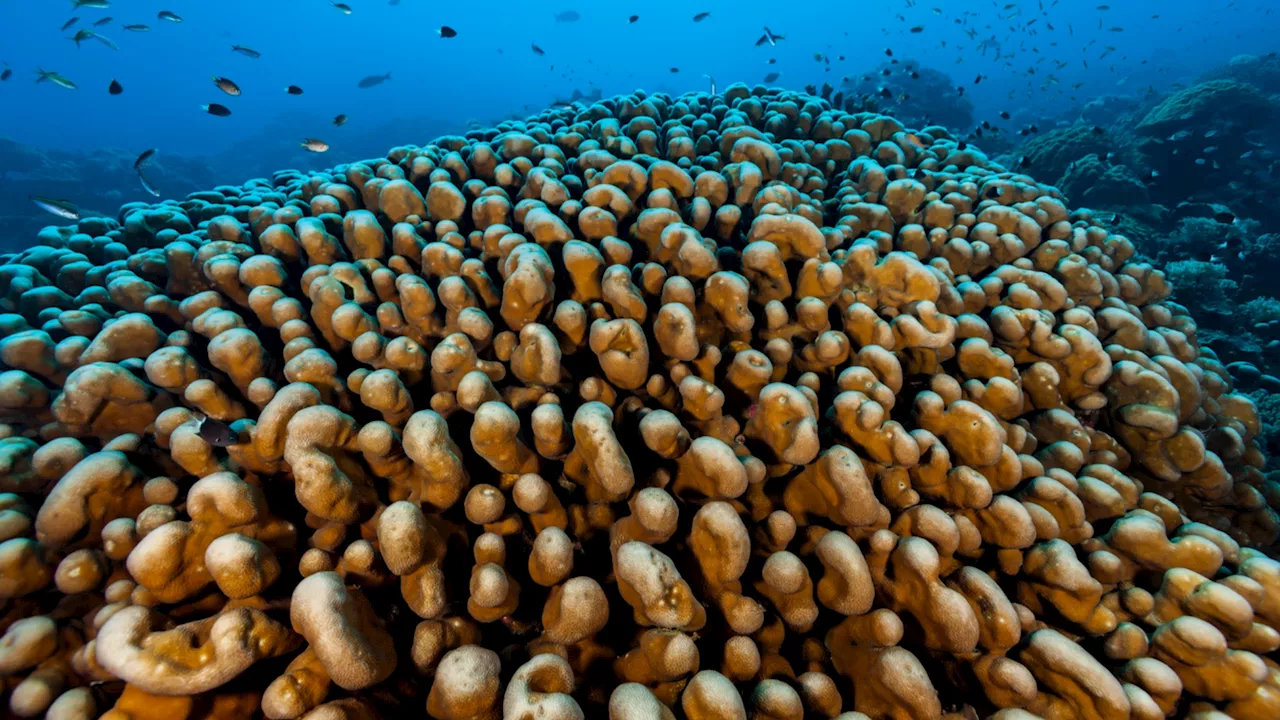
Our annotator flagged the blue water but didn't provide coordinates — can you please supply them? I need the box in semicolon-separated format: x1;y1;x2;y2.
3;0;1277;157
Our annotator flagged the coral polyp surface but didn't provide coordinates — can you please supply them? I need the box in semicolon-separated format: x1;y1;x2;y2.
0;83;1278;719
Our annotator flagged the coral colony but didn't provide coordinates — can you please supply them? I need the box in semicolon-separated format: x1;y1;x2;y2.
1;83;1279;719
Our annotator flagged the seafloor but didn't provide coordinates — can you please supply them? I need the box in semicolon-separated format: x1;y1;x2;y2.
0;78;1278;719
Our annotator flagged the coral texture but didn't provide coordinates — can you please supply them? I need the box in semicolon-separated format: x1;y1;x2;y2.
0;84;1278;719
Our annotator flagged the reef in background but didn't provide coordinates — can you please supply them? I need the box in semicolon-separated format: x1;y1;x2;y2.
0;84;1278;719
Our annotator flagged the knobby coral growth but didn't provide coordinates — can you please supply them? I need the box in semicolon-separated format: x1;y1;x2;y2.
0;83;1277;720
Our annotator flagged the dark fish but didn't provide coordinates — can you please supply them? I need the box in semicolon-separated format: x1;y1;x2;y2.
357;72;391;88
669;67;679;73
555;10;580;22
213;76;241;95
333;114;348;126
157;10;182;23
693;12;710;21
763;71;780;83
123;24;149;32
438;25;457;38
1016;155;1029;169
1091;125;1104;134
884;48;893;56
531;43;545;56
202;103;232;117
756;26;783;47
628;15;639;23
999;111;1010;119
108;78;122;94
1214;211;1236;224
331;2;353;14
134;148;157;169
30;196;80;221
0;66;10;82
910;25;924;33
984;186;1001;199
73;0;111;7
909;71;920;79
231;44;260;58
958;140;968;150
286;85;304;95
195;416;240;447
974;73;983;84
878;86;892;98
62;17;80;32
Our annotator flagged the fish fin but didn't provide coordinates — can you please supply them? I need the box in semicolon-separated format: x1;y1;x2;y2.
774;34;785;40
755;35;766;46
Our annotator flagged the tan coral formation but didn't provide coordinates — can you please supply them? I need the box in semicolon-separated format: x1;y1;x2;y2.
0;84;1277;719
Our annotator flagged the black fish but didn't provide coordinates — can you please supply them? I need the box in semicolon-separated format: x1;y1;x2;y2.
108;78;122;94
984;186;1001;199
958;140;968;150
910;25;924;33
974;74;982;84
358;73;391;88
333;114;348;126
1091;125;1105;134
196;416;240;447
999;111;1010;119
628;15;638;23
285;85;303;95
531;43;545;56
1214;211;1236;224
693;12;710;21
202;103;232;117
763;71;780;83
884;48;893;56
134;148;157;169
669;67;679;73
438;25;457;38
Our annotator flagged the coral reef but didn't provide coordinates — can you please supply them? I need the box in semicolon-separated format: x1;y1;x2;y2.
1135;79;1277;135
0;83;1278;720
1058;154;1151;208
1018;124;1141;187
841;60;975;131
1198;53;1280;95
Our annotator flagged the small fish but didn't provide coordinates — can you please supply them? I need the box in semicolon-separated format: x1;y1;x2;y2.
704;73;716;95
554;10;580;22
910;25;924;33
123;24;149;32
108;78;122;94
285;85;304;95
62;17;80;32
136;169;160;197
0;65;11;82
134;148;157;169
438;25;457;38
958;141;967;150
301;138;329;153
71;29;94;47
31;195;81;220
1214;211;1236;224
1194;158;1207;166
1204;146;1218;154
333;113;348;126
1204;130;1219;138
93;16;112;26
195;416;240;447
974;73;983;84
669;67;679;73
357;72;391;88
763;71;780;83
885;48;893;56
1241;150;1254;159
157;11;182;23
202;103;232;117
93;32;118;50
1097;4;1110;9
231;44;260;57
331;2;353;14
213;76;241;95
72;0;111;7
531;43;545;56
999;111;1011;120
693;12;710;22
628;15;638;23
36;69;77;90
756;26;784;47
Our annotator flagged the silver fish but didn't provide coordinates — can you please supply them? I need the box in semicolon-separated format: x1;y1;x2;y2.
136;170;160;197
301;138;329;153
704;74;716;95
30;196;81;220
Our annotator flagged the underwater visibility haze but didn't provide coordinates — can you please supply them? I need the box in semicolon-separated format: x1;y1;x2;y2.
3;0;1280;718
